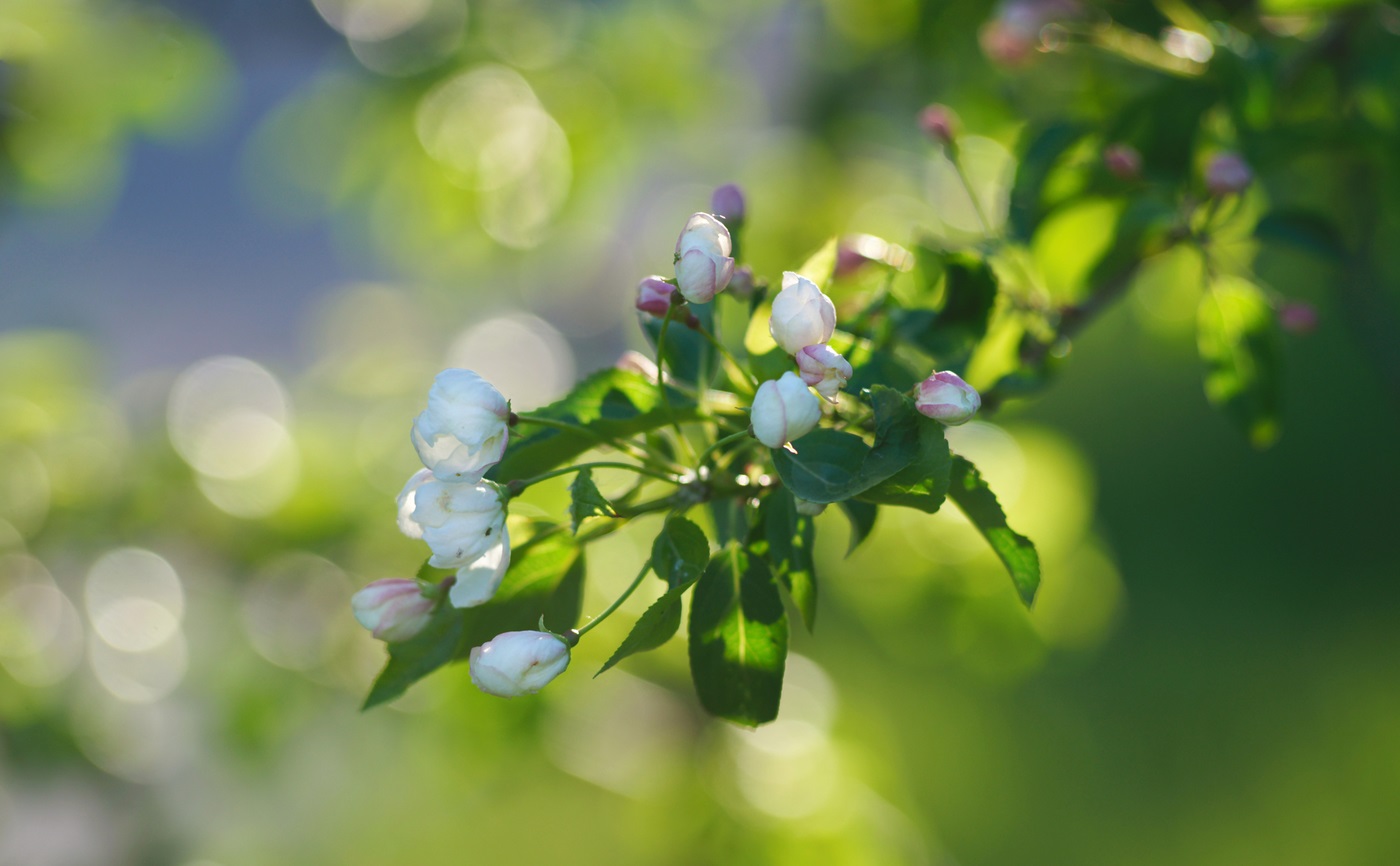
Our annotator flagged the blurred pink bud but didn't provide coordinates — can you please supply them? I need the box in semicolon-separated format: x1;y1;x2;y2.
352;578;435;642
1278;301;1318;335
469;630;571;697
919;104;959;145
674;213;735;303
915;370;981;426
751;372;823;449
710;183;746;224
1205;152;1252;196
980;19;1036;66
795;344;854;401
727;265;756;299
1103;143;1142;180
636;276;676;317
615;350;661;380
834;234;892;278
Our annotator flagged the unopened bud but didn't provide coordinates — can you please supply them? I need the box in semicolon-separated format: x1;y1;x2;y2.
674;213;735;303
352;578;435;643
795;344;853;401
727;265;756;299
1277;301;1318;335
915;370;981;426
919;104;959;145
469;630;571;697
710;183;746;224
769;271;836;356
412;369;510;483
636;276;676;317
1103;143;1142;181
751;372;822;449
615;350;661;380
1205;152;1252;196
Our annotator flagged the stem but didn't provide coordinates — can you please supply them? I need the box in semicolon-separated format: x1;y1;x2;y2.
696;429;753;470
576;558;653;637
693;320;758;392
512;414;683;474
510;461;679;494
950;144;995;239
654;313;697;459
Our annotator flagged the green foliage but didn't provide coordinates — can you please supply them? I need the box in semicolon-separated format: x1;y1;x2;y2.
596;576;693;677
1197;277;1283;449
568;468;617;533
750;493;818;631
650;515;711;589
947;456;1041;608
894;250;999;368
771;386;923;504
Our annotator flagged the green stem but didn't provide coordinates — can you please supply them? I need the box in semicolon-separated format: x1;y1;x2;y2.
576;558;654;637
696;429;753;470
693;320;758;392
950;144;995;239
512;414;683;474
510;461;680;494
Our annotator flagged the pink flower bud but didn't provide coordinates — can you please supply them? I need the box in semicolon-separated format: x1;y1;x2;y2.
1103;143;1142;180
769;271;836;355
352;578;435;642
636;276;676;317
727;265;756;299
919;104;959;145
1278;301;1318;335
915;370;981;426
469;630;571;697
1205;152;1252;196
674;213;735;303
710;183;746;224
751;371;823;449
795;344;853;401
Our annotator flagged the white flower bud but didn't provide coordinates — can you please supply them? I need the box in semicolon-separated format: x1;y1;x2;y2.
351;578;435;642
769;271;836;355
751;371;822;449
674;213;735;303
915;370;981;426
469;630;571;697
795;344;853;401
411;369;510;483
398;473;512;607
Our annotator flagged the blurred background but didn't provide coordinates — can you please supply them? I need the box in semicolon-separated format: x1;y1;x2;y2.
2;0;1399;864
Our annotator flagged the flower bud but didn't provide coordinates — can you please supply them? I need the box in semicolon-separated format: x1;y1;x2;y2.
919;104;959;145
751;371;823;449
710;183;746;224
1205;152;1252;196
793;497;826;516
469;630;571;697
727;265;756;299
615;350;660;380
795;344;853;401
1278;301;1318;335
636;276;676;317
915;370;981;426
351;578;435;643
1103;143;1142;180
769;271;836;356
398;472;511;607
674;213;735;304
411;369;510;482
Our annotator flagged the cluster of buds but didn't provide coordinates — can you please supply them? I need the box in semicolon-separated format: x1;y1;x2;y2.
752;272;849;448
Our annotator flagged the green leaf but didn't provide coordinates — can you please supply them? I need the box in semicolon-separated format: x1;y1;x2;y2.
858;404;952;513
688;544;788;726
947;455;1040;607
643;300;718;388
568;467;617;534
1254;210;1346;262
1197;277;1282;449
595;575;698;677
837;499;878;556
770;385;921;504
362;602;465;710
491;369;700;482
752;493;818;631
651;515;710;589
895;250;999;367
1009;122;1090;242
796;236;839;289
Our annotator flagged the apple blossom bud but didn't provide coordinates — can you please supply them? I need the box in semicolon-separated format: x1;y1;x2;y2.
710;183;746;224
751;371;823;449
411;369;510;483
919;104;959;145
1103;143;1142;180
794;497;826;516
769;271;836;356
1205;152;1252;196
727;265;756;299
674;213;735;304
352;578;435;643
615;350;660;380
636;276;676;317
795;344;853;401
1278;301;1318;335
398;473;511;607
469;630;571;697
915;370;981;426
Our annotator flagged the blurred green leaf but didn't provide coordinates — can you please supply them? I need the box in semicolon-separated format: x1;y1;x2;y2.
751;492;818;631
1009;122;1090;242
688;543;787;726
1254;210;1346;262
643;301;718;388
491;369;700;482
895;250;998;366
796;236;839;289
568;467;617;534
652;515;710;589
947;455;1040;607
770;385;920;503
1197;277;1283;449
837;498;878;556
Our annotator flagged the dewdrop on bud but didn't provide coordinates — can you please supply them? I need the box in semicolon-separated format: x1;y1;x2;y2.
636;276;676;317
351;578;435;643
469;630;572;697
1205;152;1252;196
674;213;735;303
769;271;836;356
751;371;823;449
915;370;981;426
1103;143;1142;180
710;183;746;224
919;104;959;145
795;344;853;401
411;369;510;482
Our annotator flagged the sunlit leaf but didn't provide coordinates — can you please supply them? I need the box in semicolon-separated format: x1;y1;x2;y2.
770;386;920;503
596;573;696;677
752;492;818;631
859;405;952;513
796;236;839;289
568;467;617;534
651;515;710;589
1197;277;1282;449
947;455;1040;607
